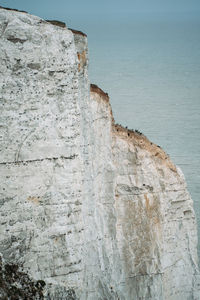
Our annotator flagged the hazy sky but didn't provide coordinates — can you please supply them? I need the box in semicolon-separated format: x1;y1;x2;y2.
1;0;200;21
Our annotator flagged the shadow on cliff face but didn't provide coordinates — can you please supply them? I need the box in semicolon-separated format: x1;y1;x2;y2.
0;256;45;299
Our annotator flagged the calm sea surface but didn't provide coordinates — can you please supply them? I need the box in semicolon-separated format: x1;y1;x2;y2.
78;15;200;258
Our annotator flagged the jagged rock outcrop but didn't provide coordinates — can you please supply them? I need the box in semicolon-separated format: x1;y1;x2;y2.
0;7;199;300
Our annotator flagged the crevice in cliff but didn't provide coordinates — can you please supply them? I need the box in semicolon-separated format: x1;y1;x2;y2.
128;271;163;278
7;36;27;44
0;155;77;166
50;269;82;277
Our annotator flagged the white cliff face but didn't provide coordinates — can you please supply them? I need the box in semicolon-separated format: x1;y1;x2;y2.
0;7;199;300
0;7;85;298
111;128;200;299
89;90;200;300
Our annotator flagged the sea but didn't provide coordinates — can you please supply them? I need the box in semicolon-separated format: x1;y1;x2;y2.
73;13;200;259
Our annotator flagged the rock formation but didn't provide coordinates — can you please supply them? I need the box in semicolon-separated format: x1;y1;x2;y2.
0;7;199;300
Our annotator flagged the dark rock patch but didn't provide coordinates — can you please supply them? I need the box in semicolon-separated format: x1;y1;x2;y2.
7;36;26;44
27;63;41;70
0;256;45;299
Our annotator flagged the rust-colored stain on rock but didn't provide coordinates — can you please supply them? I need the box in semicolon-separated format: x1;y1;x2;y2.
144;194;160;225
77;51;87;72
27;196;40;205
144;193;150;211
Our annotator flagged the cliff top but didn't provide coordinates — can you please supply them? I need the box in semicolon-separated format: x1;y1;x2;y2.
0;6;27;14
90;84;177;172
0;6;87;36
113;124;177;172
90;84;109;102
46;20;66;28
69;28;87;37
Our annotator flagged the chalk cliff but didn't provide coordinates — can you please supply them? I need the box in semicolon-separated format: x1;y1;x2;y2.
0;7;199;300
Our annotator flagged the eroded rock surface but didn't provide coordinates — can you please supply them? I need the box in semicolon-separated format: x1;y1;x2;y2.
0;7;199;300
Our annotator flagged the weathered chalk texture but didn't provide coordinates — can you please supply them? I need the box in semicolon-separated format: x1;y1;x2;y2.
0;7;199;300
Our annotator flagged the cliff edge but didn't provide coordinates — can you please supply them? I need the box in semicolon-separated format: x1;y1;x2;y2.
0;7;199;300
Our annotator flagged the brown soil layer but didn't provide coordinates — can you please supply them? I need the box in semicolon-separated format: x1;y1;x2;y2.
46;20;66;28
90;84;109;103
69;28;87;37
0;6;27;13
